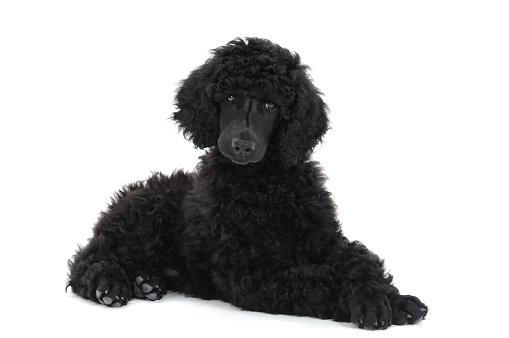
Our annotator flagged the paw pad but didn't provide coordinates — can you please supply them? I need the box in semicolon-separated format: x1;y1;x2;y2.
95;278;131;307
133;273;166;301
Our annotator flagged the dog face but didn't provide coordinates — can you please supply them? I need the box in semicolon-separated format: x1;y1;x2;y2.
217;93;284;165
173;38;329;168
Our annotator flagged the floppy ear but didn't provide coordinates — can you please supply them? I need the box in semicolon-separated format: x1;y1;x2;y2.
172;58;220;149
277;66;329;168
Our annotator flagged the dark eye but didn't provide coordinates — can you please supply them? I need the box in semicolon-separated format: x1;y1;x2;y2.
227;94;236;102
265;102;277;111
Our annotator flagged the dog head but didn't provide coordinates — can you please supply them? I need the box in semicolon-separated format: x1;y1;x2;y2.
173;37;329;168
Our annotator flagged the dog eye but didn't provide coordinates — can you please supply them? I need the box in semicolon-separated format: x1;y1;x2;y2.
227;95;236;103
265;102;277;111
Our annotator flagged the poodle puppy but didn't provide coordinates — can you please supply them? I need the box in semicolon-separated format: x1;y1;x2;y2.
67;37;427;330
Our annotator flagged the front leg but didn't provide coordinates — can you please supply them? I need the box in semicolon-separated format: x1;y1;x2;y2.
221;240;426;330
335;241;428;329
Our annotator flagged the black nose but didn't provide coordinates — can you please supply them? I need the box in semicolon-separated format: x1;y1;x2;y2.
232;138;256;157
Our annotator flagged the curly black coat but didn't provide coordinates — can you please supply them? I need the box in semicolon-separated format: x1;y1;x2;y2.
67;38;427;330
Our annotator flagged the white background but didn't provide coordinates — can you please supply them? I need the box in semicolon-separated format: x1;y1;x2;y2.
1;1;508;337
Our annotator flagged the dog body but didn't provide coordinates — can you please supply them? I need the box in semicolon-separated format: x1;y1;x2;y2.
68;38;427;330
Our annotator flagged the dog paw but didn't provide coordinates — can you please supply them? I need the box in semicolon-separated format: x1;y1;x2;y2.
95;277;132;307
390;295;428;325
133;271;166;301
348;293;392;330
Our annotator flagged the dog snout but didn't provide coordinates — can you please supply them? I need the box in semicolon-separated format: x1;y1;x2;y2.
232;138;256;157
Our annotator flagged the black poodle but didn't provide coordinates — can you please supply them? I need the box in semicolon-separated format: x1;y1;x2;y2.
67;37;427;330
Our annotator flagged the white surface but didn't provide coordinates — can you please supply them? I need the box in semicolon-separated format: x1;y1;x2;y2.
1;1;508;337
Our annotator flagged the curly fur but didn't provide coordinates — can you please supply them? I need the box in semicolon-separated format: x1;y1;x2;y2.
173;37;328;168
67;38;427;329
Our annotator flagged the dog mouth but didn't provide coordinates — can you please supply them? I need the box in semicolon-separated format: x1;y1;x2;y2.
229;157;251;165
221;151;263;165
